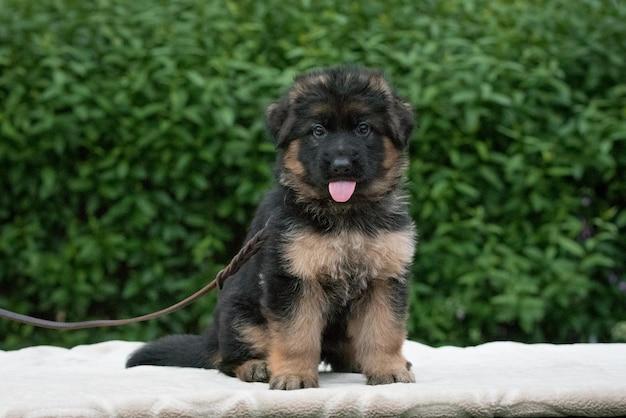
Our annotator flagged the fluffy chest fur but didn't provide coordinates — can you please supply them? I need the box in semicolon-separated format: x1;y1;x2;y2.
281;226;416;288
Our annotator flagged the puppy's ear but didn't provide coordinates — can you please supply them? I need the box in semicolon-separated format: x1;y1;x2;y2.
266;97;293;147
389;97;415;148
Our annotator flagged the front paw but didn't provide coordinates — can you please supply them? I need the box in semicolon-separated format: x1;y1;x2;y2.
235;360;269;383
269;373;319;390
367;367;415;385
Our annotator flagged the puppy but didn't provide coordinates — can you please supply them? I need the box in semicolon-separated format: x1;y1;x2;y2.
126;66;417;390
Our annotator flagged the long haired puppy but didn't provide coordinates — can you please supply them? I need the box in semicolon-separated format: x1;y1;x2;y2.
127;66;417;390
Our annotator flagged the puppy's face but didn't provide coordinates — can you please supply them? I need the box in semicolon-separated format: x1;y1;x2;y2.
267;67;414;204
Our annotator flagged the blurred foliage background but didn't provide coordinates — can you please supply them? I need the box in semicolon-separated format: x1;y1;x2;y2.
1;0;625;350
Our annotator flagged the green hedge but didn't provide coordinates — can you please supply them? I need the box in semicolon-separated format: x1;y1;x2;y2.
1;0;625;350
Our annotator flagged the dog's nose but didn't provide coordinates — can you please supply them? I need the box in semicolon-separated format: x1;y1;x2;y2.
330;157;352;176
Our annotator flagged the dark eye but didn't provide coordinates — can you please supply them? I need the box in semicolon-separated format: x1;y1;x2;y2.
312;124;327;138
356;122;370;136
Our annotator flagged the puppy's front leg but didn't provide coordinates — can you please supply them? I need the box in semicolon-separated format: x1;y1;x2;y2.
266;278;326;390
348;278;415;385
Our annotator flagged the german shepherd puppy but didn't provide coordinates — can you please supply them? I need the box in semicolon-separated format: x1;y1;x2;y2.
126;66;416;390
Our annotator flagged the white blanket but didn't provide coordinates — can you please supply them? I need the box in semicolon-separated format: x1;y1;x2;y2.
1;340;625;417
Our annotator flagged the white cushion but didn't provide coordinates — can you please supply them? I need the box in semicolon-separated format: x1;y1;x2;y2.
1;340;625;417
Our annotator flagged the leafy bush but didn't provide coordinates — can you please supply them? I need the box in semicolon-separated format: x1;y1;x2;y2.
1;0;624;349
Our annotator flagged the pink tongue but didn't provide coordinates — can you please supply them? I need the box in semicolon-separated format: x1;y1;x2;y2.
328;181;357;203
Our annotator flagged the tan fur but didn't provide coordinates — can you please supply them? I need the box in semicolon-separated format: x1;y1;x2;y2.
289;73;330;101
365;137;407;199
381;136;400;170
280;139;322;201
282;225;415;284
310;102;331;116
307;73;331;86
282;139;305;175
368;74;392;97
347;280;412;380
212;352;222;368
237;323;269;356
234;359;268;382
267;280;326;383
344;100;373;116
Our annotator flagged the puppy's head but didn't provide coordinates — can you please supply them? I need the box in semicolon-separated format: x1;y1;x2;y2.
268;66;414;204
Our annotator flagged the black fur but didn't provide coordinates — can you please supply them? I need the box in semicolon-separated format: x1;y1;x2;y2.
125;333;217;368
126;66;416;387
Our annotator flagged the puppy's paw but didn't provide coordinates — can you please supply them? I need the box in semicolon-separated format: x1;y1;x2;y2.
235;360;269;383
269;373;319;390
366;367;415;385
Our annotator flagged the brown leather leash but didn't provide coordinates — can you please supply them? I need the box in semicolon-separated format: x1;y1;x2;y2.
0;221;270;330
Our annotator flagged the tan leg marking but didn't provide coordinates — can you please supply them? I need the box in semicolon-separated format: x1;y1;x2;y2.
237;323;269;357
348;280;414;385
267;281;326;390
